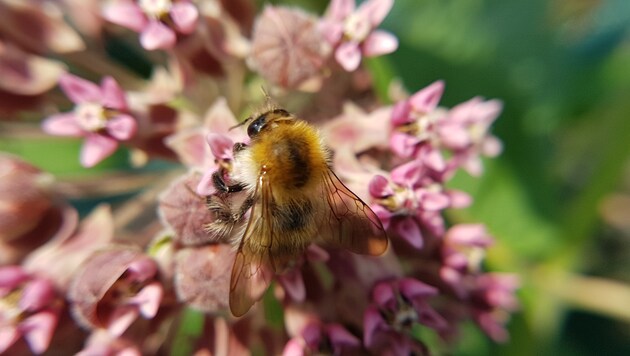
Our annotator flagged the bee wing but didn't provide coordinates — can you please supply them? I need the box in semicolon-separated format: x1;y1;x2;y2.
318;169;389;256
229;174;276;317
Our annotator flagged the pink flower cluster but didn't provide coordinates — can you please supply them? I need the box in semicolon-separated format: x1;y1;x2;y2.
0;0;518;354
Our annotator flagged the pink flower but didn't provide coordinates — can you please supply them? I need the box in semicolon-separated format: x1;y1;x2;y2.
390;81;503;178
103;0;199;50
282;322;361;355
440;224;495;297
0;266;60;355
165;97;247;196
369;160;460;249
41;74;137;167
470;273;520;342
321;0;398;71
364;278;446;353
69;246;163;336
249;6;331;91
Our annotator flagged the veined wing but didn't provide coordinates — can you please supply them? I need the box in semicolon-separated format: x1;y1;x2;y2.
229;172;276;317
317;169;388;256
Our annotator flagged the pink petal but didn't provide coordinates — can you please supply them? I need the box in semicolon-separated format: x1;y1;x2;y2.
335;42;362;71
394;218;423;249
368;175;392;198
363;306;385;347
399;278;437;299
131;282;162;318
362;30;398;57
391;100;411;126
326;0;355;21
140;21;177;50
357;0;393;27
422;147;446;172
106;114;137;140
0;266;29;289
447;190;472;208
195;170;217;196
126;257;158;282
0;327;19;354
409;80;445;114
446;224;493;247
107;306;139;337
326;324;360;347
59;74;102;104
42;113;84;137
419;191;450;211
389;132;419;158
170;2;198;34
370;204;392;229
301;323;322;347
100;77;127;110
19;279;55;312
372;282;395;308
482;136;503;157
282;339;305;356
278;269;306;302
391;160;423;187
318;19;344;44
21;311;58;354
102;1;148;32
206;133;234;161
80;134;119;167
438;123;470;149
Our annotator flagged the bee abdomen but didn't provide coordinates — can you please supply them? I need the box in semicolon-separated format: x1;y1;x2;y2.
273;199;313;232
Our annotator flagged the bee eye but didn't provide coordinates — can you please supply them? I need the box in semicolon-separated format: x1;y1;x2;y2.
247;114;266;138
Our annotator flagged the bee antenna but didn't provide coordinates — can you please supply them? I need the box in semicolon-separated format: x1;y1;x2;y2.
229;118;251;131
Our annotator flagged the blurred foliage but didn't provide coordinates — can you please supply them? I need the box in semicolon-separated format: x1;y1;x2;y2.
373;0;630;355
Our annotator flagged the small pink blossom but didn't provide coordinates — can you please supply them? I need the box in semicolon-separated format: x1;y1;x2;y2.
42;74;137;167
368;160;460;249
283;322;361;355
471;273;520;342
103;0;199;51
0;266;60;355
390;81;502;178
321;0;398;71
364;278;445;353
249;6;331;91
68;246;163;336
440;224;495;298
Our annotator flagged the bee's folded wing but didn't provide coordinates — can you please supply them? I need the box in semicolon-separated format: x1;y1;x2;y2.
318;169;389;256
229;175;275;317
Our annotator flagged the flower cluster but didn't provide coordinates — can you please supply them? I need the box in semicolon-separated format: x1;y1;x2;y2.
0;0;518;354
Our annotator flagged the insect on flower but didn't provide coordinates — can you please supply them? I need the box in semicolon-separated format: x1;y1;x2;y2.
208;105;389;316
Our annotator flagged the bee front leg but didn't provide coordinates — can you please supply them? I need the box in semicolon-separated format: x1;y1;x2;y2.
211;169;245;193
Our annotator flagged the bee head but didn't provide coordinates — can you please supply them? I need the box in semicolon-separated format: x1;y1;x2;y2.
246;108;291;138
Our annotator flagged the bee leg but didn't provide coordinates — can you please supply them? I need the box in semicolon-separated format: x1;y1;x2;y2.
232;195;255;221
211;169;245;193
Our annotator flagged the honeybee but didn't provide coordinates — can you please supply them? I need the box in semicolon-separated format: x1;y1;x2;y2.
209;107;388;317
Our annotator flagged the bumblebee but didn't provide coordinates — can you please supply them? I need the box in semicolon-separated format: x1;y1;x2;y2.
210;107;388;316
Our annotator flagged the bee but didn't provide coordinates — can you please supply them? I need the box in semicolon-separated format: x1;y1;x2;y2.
210;107;388;317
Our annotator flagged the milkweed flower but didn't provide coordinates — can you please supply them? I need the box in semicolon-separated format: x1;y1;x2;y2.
321;0;399;71
0;266;61;354
68;246;163;336
103;0;199;50
42;74;137;167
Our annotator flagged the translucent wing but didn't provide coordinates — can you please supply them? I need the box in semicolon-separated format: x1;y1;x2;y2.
318;169;389;255
229;173;276;317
